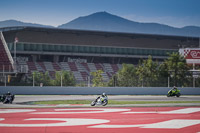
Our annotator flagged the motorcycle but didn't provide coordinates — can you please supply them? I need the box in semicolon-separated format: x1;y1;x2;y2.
91;96;108;106
0;95;3;102
0;93;15;104
167;88;181;97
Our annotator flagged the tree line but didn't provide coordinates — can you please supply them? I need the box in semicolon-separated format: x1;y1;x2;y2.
95;53;200;87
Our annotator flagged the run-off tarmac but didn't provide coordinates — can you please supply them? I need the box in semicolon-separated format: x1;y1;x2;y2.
0;107;200;133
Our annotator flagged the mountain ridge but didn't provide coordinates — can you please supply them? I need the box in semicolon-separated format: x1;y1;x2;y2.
58;12;200;37
0;19;54;28
0;12;200;37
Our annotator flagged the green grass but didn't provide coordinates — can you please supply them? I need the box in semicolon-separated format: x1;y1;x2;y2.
33;100;91;104
33;100;200;105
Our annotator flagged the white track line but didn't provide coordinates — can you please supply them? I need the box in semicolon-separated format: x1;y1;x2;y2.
123;108;200;114
32;108;130;114
89;119;200;129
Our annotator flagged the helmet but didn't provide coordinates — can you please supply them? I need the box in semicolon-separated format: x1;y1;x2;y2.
102;93;106;97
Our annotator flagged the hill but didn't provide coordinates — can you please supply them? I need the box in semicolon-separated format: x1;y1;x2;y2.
58;12;200;37
0;20;54;28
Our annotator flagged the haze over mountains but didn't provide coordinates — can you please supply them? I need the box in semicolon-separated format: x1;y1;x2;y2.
1;12;200;37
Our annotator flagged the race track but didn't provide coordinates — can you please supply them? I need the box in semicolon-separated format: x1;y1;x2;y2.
0;107;200;133
0;95;200;108
12;95;200;103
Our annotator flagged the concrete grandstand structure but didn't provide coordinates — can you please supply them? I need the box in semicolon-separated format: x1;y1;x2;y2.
0;26;199;84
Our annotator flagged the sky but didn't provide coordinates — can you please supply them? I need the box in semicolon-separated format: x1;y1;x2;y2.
0;0;200;28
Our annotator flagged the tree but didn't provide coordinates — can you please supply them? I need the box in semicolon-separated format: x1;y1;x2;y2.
163;52;190;86
32;71;52;86
116;64;138;87
107;74;118;87
53;71;75;86
158;62;170;87
32;71;75;86
136;56;159;87
91;70;104;87
196;77;200;87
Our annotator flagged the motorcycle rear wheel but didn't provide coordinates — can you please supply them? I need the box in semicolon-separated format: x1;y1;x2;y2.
176;93;181;97
91;101;96;106
102;100;108;106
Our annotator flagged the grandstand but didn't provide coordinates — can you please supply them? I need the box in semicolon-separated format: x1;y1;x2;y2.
0;32;14;73
0;26;199;84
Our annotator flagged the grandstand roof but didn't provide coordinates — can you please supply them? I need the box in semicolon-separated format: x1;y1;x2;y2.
1;26;199;50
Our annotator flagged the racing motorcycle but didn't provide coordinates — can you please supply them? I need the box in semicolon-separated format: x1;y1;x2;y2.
167;88;181;97
0;92;15;104
91;93;108;106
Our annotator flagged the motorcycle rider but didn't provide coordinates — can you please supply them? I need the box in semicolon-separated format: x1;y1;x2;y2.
95;93;107;102
6;92;11;95
169;86;177;94
91;92;108;106
173;86;178;91
3;91;14;104
167;86;181;97
102;93;107;97
172;86;178;94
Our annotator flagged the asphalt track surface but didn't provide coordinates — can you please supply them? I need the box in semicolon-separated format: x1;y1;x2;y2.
12;95;200;103
0;95;200;108
0;107;200;133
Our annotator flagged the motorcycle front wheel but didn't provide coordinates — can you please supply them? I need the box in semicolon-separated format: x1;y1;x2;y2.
167;94;171;97
176;93;181;97
102;100;108;106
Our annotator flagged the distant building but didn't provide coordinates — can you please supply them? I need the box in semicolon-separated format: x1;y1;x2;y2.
0;26;199;83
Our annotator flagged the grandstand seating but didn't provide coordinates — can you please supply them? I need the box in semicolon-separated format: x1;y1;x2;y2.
60;62;70;71
24;61;122;82
0;33;13;72
9;35;123;82
80;71;88;81
73;71;83;81
81;63;90;71
95;63;104;70
111;64;119;72
35;62;44;72
26;62;37;72
103;63;114;73
68;62;78;71
52;62;61;71
87;63;97;72
44;62;54;71
37;62;46;71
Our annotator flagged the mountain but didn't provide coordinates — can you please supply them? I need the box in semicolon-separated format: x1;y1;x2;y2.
58;12;200;37
0;20;54;28
1;12;200;37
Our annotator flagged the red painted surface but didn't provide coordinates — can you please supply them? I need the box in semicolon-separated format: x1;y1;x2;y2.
0;107;200;133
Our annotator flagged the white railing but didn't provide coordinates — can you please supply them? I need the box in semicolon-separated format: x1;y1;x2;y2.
0;32;14;68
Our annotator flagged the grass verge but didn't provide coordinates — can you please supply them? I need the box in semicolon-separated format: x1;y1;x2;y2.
33;100;200;105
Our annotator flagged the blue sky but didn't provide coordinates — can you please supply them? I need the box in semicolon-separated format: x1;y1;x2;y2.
0;0;200;28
